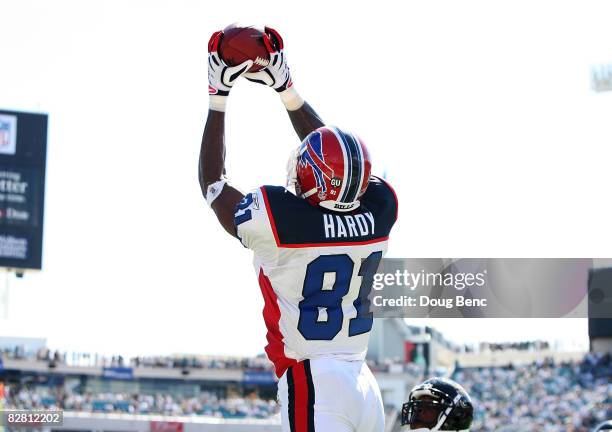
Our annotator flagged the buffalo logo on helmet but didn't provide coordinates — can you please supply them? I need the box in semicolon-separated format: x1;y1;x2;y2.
298;131;335;200
293;126;372;213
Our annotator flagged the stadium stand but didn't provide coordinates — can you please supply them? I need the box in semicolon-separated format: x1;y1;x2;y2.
2;386;279;419
1;343;609;431
452;352;612;432
1;347;274;370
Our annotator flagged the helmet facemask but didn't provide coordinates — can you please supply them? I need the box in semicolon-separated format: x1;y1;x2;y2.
401;379;473;431
402;394;454;431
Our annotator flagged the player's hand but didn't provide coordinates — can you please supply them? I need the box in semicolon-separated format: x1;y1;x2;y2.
244;27;293;92
208;30;253;97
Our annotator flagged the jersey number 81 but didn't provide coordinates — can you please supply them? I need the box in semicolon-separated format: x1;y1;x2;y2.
297;252;382;340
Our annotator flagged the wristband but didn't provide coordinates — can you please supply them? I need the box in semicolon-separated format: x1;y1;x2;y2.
206;177;228;207
209;95;228;112
279;87;304;111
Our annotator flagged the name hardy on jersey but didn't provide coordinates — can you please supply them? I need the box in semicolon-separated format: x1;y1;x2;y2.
322;212;375;239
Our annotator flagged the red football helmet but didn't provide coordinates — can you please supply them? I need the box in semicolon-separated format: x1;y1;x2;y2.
287;126;372;212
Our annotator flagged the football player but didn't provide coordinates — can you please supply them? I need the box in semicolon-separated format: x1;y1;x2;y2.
401;377;473;431
200;26;398;432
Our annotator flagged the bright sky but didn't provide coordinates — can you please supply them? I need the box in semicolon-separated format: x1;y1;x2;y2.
0;0;611;357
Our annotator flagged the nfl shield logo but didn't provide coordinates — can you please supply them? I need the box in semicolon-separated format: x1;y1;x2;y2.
0;114;17;155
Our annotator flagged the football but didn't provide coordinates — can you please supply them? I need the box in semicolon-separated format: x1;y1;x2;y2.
218;23;270;72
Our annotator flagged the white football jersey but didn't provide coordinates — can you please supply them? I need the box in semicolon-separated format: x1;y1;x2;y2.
235;176;398;378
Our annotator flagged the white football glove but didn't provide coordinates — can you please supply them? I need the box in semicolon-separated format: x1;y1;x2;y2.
244;27;293;92
208;30;253;97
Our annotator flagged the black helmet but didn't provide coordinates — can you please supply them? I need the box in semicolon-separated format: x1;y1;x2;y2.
595;421;612;431
401;377;473;431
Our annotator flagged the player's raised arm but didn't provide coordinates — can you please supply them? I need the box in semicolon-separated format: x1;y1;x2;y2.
244;27;325;141
198;30;252;238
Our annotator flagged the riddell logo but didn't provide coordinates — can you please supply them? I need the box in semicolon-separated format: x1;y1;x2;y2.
334;202;355;210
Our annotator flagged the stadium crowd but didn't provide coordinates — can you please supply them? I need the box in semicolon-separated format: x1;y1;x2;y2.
463;340;551;353
1;338;553;372
2;336;554;370
1;386;279;419
2;346;610;427
417;327;552;354
1;346;274;371
453;352;612;431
